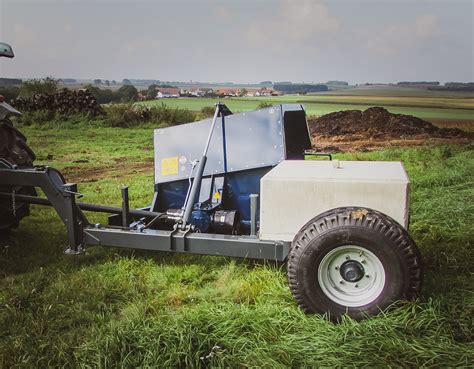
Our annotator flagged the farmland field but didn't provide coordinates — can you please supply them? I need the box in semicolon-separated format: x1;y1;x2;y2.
140;89;474;122
0;121;472;367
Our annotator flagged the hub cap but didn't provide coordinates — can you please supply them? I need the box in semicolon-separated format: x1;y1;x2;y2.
317;245;385;307
340;260;365;282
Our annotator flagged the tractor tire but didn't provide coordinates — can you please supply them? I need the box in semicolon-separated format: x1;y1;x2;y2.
287;207;422;320
0;119;36;233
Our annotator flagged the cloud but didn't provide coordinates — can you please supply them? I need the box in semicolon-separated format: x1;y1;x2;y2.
414;14;437;38
12;23;37;47
214;5;231;19
364;14;439;56
246;0;340;49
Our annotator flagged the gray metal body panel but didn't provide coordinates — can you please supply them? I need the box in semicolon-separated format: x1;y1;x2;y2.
153;104;305;184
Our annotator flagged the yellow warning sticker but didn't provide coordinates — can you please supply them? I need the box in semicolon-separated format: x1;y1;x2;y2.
213;191;221;200
161;156;179;175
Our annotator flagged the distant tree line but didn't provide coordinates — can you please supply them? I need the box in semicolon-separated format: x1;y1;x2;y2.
0;77;58;102
84;84;138;103
428;82;474;92
0;78;22;86
397;81;440;87
274;83;328;94
326;80;349;86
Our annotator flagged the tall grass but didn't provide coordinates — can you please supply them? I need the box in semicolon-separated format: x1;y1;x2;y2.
0;138;473;367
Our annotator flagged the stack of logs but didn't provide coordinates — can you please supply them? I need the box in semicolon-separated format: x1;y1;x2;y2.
11;89;105;116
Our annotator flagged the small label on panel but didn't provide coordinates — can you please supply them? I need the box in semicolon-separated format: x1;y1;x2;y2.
161;156;179;175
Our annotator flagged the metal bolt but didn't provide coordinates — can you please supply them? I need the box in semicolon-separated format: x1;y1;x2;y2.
360;259;366;264
345;255;350;260
335;266;339;270
355;284;359;288
365;275;370;278
339;280;344;284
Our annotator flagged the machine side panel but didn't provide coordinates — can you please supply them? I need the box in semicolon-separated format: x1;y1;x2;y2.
154;119;225;183
153;106;288;184
222;107;285;173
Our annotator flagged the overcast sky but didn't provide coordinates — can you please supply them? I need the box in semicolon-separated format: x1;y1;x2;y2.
0;0;473;84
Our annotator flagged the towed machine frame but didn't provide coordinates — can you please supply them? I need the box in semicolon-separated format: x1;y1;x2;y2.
0;103;312;261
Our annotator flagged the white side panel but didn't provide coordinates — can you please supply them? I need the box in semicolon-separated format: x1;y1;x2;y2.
260;160;409;242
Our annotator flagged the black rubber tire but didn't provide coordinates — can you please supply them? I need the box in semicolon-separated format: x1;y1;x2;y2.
0;119;36;232
287;207;422;320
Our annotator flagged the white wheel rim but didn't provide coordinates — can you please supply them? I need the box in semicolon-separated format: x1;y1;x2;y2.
317;245;385;308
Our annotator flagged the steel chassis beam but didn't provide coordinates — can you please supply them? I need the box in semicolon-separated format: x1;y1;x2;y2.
0;166;290;261
0;166;86;252
83;226;289;261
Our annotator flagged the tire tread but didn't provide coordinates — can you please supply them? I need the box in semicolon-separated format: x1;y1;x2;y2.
287;207;423;316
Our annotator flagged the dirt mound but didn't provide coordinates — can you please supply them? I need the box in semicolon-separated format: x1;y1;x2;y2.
308;107;472;152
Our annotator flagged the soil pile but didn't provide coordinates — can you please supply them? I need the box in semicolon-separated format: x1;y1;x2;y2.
308;107;472;152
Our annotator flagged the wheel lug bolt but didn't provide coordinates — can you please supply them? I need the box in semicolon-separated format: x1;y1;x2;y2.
345;256;350;260
366;275;370;278
355;284;359;288
339;280;344;284
335;266;339;270
361;259;366;264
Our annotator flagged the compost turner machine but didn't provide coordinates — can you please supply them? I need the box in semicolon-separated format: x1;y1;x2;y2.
0;43;422;320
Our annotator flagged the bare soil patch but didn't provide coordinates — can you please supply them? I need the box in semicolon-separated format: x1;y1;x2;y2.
61;156;153;182
308;107;473;152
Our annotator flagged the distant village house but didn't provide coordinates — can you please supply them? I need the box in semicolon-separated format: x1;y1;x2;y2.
156;87;180;98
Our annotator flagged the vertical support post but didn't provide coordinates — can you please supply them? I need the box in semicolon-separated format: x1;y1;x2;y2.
250;193;258;236
121;186;130;227
221;111;228;173
62;183;84;254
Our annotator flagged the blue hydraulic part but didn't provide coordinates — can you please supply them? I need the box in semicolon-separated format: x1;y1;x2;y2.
151;104;312;234
190;210;211;233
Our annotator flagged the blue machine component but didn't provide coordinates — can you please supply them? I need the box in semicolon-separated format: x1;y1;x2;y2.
190;210;211;233
151;104;312;235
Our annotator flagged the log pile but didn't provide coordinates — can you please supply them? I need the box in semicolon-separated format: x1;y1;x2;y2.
11;89;105;116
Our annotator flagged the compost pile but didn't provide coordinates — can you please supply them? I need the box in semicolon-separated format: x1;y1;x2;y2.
308;107;472;152
11;89;105;117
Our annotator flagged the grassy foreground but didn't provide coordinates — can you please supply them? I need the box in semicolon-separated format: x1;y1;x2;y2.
0;125;473;367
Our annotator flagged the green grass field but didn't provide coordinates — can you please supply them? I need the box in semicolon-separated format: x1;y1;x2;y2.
1;123;473;367
141;94;474;121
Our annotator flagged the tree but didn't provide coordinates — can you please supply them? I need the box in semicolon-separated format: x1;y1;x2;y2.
19;77;58;98
104;80;110;86
117;84;138;102
0;86;20;101
93;79;102;85
122;79;131;85
84;84;116;104
147;84;157;100
240;88;248;97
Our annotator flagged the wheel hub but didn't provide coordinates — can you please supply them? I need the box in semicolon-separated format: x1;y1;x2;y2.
340;260;365;282
317;245;386;307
